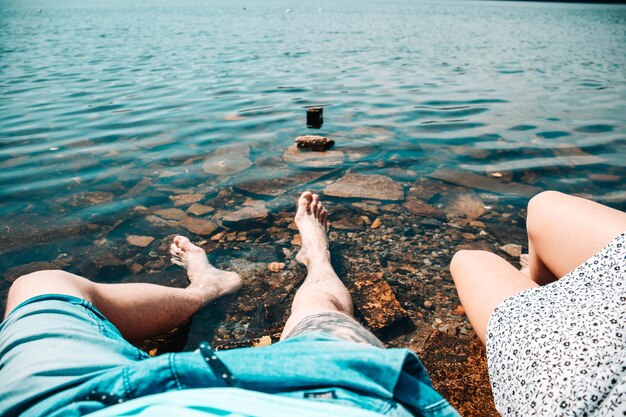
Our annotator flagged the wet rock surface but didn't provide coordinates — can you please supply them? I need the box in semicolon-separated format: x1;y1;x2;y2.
202;144;253;176
295;135;335;151
428;168;542;198
283;146;344;168
324;173;404;201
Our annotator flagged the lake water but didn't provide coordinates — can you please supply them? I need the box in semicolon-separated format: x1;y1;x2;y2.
0;0;625;345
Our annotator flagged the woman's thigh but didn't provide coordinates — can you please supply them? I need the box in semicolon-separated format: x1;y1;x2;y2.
527;191;626;279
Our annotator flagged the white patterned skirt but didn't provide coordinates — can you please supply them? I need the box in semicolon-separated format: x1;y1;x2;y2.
486;232;625;417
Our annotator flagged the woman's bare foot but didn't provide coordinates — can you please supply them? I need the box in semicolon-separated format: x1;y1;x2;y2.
294;191;330;266
170;236;242;304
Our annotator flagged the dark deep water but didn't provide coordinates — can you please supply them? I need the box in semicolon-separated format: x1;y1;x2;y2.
1;0;625;352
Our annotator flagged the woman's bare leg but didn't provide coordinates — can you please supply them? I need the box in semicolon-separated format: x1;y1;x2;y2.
280;192;353;340
5;236;242;342
451;191;626;344
527;191;626;285
450;250;537;344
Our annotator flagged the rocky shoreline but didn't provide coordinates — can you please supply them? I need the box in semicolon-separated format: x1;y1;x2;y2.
1;167;543;416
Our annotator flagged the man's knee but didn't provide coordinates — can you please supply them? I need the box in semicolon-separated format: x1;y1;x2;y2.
6;270;93;316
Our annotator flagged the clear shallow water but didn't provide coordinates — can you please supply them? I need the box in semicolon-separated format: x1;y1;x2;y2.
1;1;625;285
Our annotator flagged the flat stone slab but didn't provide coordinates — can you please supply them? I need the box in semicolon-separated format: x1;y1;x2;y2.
222;205;269;229
331;216;364;230
283;146;344;168
126;235;155;247
155;208;187;220
202;144;252;175
181;217;218;236
441;192;487;221
169;193;205;207
349;274;410;333
324;173;404;201
237;170;331;197
499;243;522;258
403;197;442;217
187;203;215;216
427;168;542;198
66;191;113;207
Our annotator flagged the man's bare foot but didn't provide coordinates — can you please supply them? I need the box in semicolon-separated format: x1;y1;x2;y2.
170;236;242;304
294;191;330;266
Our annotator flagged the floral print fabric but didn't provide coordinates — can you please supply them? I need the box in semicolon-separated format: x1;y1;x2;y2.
487;233;625;416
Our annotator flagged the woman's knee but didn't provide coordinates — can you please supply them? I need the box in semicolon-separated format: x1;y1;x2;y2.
450;250;494;280
526;191;567;235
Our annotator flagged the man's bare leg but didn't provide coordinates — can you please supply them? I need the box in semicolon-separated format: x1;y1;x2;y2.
280;191;353;340
5;236;241;342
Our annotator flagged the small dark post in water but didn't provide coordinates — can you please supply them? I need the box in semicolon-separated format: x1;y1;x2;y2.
307;107;323;128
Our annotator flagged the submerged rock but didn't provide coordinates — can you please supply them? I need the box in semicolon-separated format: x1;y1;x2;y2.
126;235;155;248
222;205;269;229
186;203;215;216
428;168;541;198
66;191;113;207
237;170;331;197
267;262;285;273
78;255;127;280
202;144;252;175
181;217;218;236
4;262;58;283
349;273;411;334
403;197;441;217
295;135;335;151
324;173;404;201
441;192;486;221
331;216;363;230
283;146;344;168
155;208;187;220
499;243;522;258
169;194;205;207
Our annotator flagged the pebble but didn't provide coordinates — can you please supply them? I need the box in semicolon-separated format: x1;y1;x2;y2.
469;220;486;228
424;300;433;309
371;218;382;229
253;335;272;347
268;262;285;273
451;305;465;316
499;243;522;257
129;263;144;274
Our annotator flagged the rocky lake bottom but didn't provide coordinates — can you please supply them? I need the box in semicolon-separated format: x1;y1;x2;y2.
2;161;560;416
